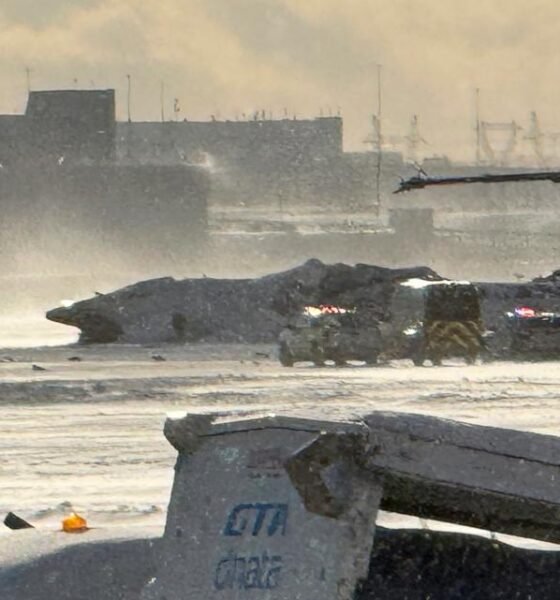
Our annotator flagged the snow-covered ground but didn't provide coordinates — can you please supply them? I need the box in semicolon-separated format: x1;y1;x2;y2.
2;340;560;549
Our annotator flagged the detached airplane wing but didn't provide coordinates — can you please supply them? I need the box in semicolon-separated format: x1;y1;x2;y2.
394;171;560;193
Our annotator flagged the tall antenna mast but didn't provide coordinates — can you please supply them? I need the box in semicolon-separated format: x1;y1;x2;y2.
25;67;32;94
475;88;481;165
526;111;545;165
160;81;165;122
375;64;383;213
126;74;132;123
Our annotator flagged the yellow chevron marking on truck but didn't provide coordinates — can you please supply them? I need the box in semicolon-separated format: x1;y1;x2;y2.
425;320;483;354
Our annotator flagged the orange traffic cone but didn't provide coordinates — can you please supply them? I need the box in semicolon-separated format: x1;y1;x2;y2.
62;512;89;533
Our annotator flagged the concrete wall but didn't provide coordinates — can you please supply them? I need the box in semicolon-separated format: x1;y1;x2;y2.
117;117;343;164
0;163;209;273
25;89;116;164
0;116;28;166
0;90;116;167
0;91;213;274
116;118;355;210
115;119;406;211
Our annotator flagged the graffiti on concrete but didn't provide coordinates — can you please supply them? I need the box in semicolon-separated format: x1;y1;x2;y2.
246;448;286;479
214;503;288;591
214;551;283;591
223;502;288;537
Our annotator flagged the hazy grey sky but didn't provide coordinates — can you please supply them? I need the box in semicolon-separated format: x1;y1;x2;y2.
0;0;558;160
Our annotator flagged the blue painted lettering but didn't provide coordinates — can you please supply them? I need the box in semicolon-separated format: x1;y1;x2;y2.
223;503;288;537
214;551;283;591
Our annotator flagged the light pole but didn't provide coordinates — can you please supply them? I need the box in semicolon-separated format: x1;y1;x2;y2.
375;64;383;215
126;74;132;123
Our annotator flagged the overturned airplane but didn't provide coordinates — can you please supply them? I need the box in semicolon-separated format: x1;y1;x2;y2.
46;259;560;361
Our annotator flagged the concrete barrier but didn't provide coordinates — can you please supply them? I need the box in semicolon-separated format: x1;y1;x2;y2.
142;413;382;600
288;411;560;544
144;409;560;599
363;411;560;543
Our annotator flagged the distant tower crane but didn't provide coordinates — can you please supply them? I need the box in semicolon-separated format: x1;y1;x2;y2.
479;120;522;166
405;115;428;163
524;111;545;165
363;115;398;152
368;114;383;148
524;111;560;166
474;89;522;166
364;114;428;163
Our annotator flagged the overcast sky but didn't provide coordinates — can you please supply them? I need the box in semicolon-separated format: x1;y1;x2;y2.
0;0;558;160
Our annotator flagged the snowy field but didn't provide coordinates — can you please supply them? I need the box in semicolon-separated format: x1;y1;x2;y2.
2;337;560;549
